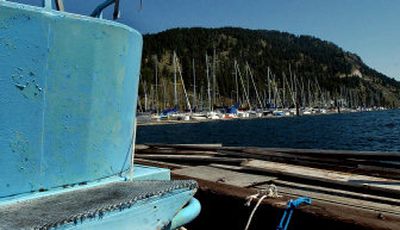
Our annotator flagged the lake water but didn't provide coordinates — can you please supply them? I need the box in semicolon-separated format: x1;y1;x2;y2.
136;109;400;152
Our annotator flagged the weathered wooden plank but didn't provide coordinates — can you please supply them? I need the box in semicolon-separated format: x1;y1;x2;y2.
219;150;354;168
134;158;188;169
138;155;246;165
240;149;353;165
208;163;244;171
242;160;400;197
135;144;150;150
173;166;276;188
140;144;400;160
347;158;400;168
220;150;400;179
137;149;220;156
355;165;400;180
270;180;400;206
255;183;400;215
144;143;223;151
244;147;400;160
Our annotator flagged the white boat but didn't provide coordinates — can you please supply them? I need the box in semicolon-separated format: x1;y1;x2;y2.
237;110;250;118
273;110;285;117
207;111;222;119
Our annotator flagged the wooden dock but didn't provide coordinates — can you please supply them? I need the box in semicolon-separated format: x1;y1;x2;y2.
135;144;400;230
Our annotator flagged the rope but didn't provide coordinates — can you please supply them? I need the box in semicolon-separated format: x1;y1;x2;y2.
244;194;267;230
245;184;280;206
244;184;281;230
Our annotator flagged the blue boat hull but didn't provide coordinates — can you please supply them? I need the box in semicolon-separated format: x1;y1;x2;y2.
0;1;142;196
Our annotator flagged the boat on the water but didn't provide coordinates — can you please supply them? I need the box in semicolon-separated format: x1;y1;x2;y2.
0;1;200;229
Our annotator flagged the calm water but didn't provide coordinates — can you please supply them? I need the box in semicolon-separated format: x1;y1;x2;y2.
136;109;400;152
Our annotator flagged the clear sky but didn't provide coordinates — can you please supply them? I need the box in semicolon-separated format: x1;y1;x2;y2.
11;0;400;80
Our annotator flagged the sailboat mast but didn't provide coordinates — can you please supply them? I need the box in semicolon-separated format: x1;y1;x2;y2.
163;79;167;110
192;58;196;111
272;74;278;107
307;79;312;108
294;73;300;116
176;56;192;113
143;80;148;112
154;55;159;114
234;60;239;103
212;47;216;110
236;63;251;110
267;67;271;105
173;51;178;108
205;53;212;111
247;63;263;110
200;85;204;111
282;72;286;108
289;64;294;98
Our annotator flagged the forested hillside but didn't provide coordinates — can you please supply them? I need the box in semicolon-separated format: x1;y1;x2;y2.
139;27;400;110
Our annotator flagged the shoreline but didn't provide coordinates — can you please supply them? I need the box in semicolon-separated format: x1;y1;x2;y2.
137;109;393;127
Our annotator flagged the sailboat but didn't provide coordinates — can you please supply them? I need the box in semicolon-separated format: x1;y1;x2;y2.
246;63;264;118
204;52;223;120
172;52;192;121
0;1;200;229
190;58;208;120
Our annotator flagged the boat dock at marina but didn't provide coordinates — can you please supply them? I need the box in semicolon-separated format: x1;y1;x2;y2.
135;143;400;229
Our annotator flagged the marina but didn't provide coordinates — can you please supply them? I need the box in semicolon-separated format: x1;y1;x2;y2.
137;108;389;126
138;38;393;124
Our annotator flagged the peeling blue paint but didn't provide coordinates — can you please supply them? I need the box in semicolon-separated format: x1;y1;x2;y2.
14;83;26;90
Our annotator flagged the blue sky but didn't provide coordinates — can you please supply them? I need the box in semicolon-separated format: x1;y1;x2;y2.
12;0;400;80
